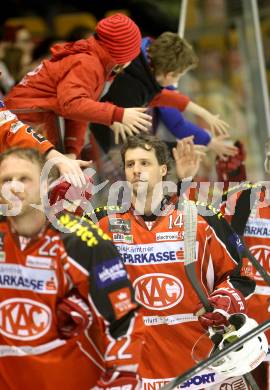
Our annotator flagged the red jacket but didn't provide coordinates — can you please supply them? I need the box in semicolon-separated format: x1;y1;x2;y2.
5;37;124;156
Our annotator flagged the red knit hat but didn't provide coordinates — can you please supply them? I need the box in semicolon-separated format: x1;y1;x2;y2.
96;13;141;64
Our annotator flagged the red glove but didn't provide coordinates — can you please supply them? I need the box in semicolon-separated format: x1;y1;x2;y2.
57;292;92;338
216;140;246;183
195;288;246;329
92;369;140;390
49;174;93;216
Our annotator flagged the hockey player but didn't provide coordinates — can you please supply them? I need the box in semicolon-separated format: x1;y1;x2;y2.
0;100;92;186
0;147;144;390
4;13;152;157
215;143;270;389
85;133;254;389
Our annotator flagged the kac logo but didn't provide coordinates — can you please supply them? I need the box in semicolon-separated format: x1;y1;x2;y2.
249;245;270;280
133;273;184;310
0;298;51;340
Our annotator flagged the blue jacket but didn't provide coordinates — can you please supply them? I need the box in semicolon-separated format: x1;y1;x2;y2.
142;38;211;146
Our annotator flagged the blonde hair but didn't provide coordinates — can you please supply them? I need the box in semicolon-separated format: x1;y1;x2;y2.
148;32;198;76
0;147;46;169
0;147;59;182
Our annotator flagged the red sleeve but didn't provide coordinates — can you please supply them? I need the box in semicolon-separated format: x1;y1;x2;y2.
64;119;88;156
103;312;144;370
0;110;53;154
112;106;124;122
56;56;124;126
149;88;190;111
200;221;247;295
197;219;238;294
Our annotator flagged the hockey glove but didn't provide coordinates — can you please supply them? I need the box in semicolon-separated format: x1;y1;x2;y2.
92;369;141;390
195;288;246;330
57;292;92;338
216;140;247;183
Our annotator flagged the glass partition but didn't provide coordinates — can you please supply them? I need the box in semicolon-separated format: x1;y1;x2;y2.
178;0;270;181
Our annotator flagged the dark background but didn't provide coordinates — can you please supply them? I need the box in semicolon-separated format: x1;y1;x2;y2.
1;0;180;37
3;0;270;38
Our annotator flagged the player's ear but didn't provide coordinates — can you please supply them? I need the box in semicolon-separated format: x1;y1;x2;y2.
160;164;167;177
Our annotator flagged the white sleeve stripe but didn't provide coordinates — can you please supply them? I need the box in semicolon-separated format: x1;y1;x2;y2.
67;256;89;276
76;341;105;371
83;330;105;362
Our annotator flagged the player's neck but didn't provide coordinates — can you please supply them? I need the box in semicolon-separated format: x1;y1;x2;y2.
132;191;163;216
8;209;47;237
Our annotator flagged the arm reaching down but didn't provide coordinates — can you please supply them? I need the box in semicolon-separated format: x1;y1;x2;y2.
185;101;229;136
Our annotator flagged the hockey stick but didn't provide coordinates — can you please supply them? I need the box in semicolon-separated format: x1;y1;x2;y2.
182;201;259;390
160;318;270;390
183;201;214;313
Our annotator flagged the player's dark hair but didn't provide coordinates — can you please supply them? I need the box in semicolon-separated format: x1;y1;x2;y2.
121;133;171;169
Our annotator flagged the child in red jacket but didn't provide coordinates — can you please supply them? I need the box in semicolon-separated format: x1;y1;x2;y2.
5;13;152;157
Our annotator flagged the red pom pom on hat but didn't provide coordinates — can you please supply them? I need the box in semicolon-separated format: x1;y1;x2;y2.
96;13;141;64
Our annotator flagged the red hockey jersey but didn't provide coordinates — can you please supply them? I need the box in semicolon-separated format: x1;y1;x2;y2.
94;199;253;390
0;212;144;389
218;184;270;344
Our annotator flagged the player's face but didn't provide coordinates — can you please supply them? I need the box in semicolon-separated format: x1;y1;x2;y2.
0;156;41;216
124;147;167;195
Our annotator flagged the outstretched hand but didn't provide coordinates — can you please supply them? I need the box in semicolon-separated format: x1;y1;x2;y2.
173;136;206;180
110;122;140;144
208;135;238;159
122;107;152;132
46;149;92;187
204;113;229;136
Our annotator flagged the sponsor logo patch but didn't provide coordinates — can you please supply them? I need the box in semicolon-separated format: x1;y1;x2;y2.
142;371;218;390
0;298;51;340
113;233;133;243
95;258;127;288
109;287;137;319
10;121;25;134
109;218;131;233
156;232;180;241
133;273;184;310
116;241;198;265
143;313;197;326
180;372;216;388
26;256;53;269
0;263;58;293
0;110;16;126
244;218;270;237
